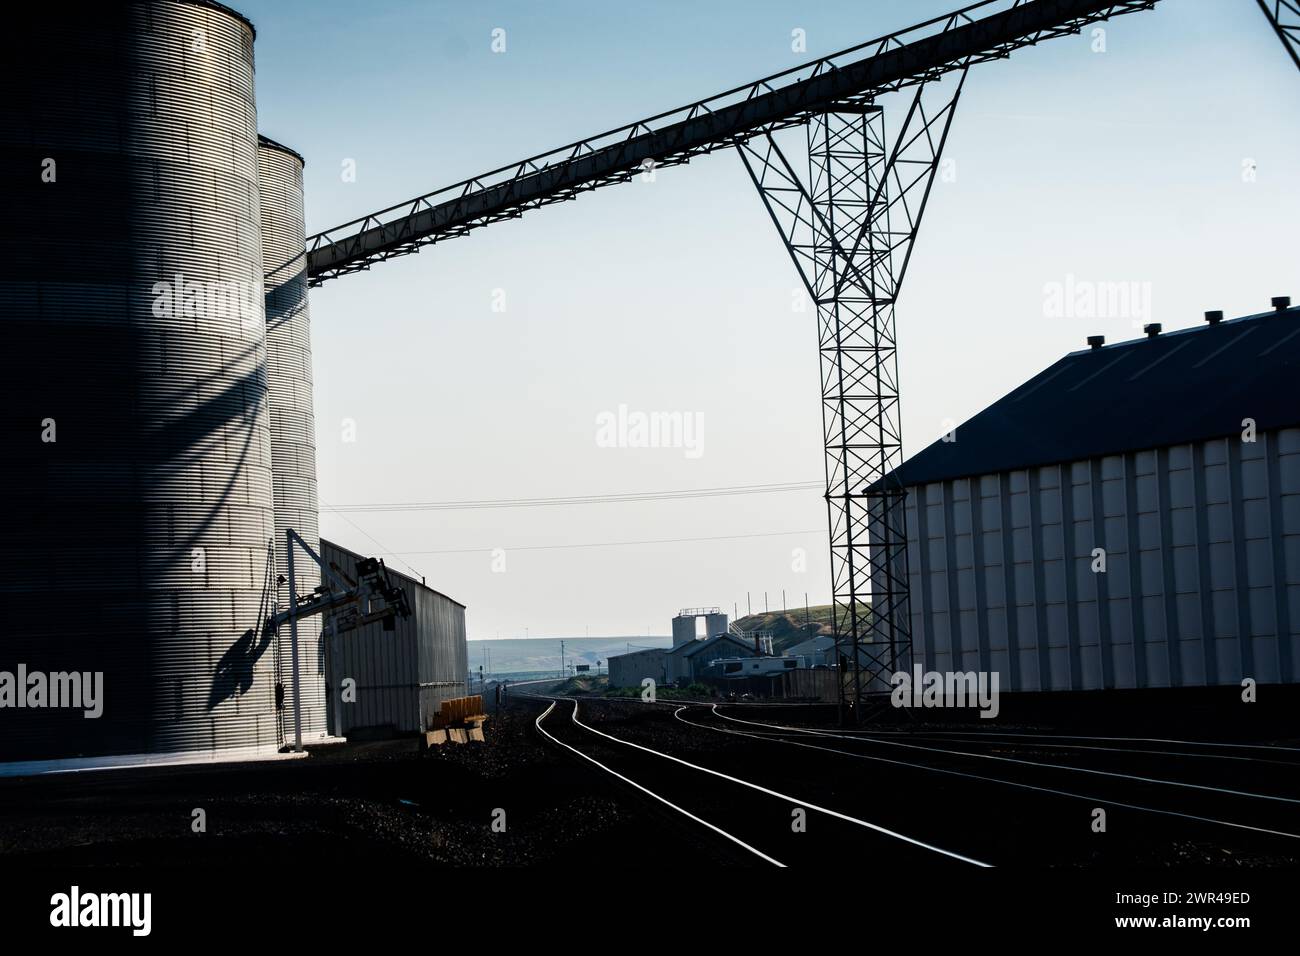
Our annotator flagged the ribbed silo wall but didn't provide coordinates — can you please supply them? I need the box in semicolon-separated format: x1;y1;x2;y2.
0;1;279;768
257;137;327;742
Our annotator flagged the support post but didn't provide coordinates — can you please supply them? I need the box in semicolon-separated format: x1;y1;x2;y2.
740;70;965;723
287;529;303;752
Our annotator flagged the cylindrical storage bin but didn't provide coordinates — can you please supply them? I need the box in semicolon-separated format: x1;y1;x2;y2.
257;135;327;743
0;0;278;768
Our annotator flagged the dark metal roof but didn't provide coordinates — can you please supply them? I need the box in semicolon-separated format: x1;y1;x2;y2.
881;304;1300;488
669;633;755;658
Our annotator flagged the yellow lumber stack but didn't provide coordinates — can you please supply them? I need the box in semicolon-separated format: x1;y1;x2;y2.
423;694;489;746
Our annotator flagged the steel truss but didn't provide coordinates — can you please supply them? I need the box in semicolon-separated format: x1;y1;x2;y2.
1257;0;1300;71
740;71;966;723
302;0;1156;286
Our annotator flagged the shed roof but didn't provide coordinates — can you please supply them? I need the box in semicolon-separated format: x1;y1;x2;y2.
321;538;465;609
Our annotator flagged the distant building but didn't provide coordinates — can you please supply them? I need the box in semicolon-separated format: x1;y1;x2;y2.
665;633;757;684
607;647;667;690
870;301;1300;693
785;635;835;667
608;608;759;688
671;607;730;647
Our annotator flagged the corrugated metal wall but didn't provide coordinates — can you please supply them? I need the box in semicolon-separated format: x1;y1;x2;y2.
608;650;666;689
1;1;279;764
891;428;1300;692
257;137;327;743
321;541;467;736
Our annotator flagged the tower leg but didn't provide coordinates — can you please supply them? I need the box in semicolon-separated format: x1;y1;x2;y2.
1256;1;1300;72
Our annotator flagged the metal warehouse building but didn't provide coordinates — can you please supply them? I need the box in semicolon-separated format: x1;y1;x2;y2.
873;301;1300;693
608;648;668;690
321;540;468;737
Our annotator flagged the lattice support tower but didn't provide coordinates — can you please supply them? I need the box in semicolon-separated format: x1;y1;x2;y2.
739;69;967;722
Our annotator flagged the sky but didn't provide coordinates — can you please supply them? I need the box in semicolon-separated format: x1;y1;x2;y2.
238;0;1300;640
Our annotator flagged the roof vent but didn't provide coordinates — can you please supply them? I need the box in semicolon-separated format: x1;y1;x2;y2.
1143;323;1162;338
1204;310;1223;325
1086;335;1105;350
1272;296;1291;311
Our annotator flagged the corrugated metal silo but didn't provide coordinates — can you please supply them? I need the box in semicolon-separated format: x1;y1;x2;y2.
0;0;279;768
257;135;328;742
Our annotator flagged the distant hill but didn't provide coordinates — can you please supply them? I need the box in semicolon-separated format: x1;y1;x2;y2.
466;636;670;679
732;602;870;655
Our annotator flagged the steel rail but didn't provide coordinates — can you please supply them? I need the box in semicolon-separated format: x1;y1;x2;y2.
766;730;1300;767
811;724;1300;754
548;696;991;865
708;707;1300;805
675;706;1300;842
532;698;786;865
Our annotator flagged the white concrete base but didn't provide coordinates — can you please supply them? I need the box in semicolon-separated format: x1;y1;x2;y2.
0;744;305;778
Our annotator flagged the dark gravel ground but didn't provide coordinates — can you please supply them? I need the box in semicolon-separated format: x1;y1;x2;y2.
0;703;696;868
0;685;1296;869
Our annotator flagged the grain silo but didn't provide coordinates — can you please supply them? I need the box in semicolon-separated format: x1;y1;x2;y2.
257;135;328;743
0;0;279;769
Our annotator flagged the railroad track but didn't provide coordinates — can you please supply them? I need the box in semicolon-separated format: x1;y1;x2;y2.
529;695;991;868
678;704;1300;849
526;695;1300;864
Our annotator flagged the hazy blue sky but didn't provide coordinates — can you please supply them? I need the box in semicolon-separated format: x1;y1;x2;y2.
239;0;1299;640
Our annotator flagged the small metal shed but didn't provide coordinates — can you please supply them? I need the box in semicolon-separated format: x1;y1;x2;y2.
321;540;468;737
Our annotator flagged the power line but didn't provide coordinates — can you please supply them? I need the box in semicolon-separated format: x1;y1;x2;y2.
322;479;822;514
316;495;427;581
365;527;825;557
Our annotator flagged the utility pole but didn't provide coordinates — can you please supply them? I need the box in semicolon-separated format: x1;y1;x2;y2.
560;639;565;679
765;591;769;614
747;592;751;616
782;589;786;614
